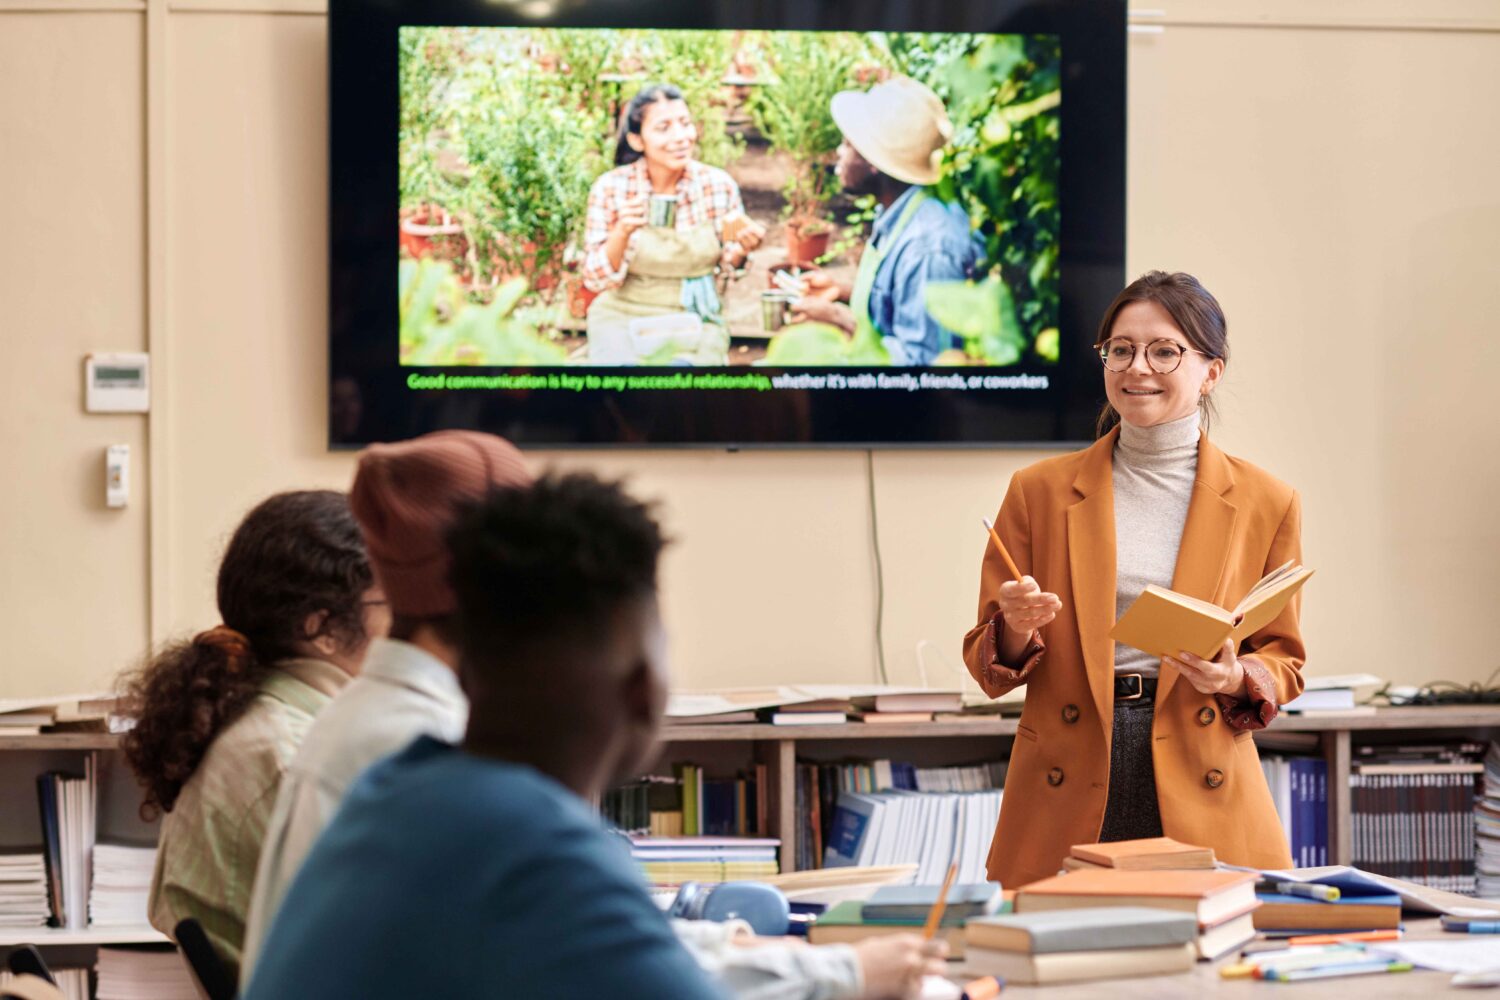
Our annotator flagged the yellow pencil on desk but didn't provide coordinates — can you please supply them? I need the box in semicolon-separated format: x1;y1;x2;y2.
980;518;1023;583
923;862;960;940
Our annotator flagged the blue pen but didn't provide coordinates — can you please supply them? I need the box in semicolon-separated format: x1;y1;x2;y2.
1447;920;1500;934
1440;914;1500;933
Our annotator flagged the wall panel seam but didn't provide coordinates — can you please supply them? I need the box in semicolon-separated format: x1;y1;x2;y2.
145;0;169;644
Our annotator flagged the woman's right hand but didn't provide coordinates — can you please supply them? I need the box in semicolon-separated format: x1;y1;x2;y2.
614;196;648;237
853;934;949;999
996;576;1061;636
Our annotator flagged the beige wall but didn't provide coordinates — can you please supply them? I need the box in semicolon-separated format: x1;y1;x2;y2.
2;2;1497;700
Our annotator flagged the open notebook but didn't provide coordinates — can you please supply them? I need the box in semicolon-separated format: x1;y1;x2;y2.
1111;561;1313;660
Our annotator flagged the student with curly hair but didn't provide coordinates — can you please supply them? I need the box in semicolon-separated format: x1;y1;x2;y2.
119;490;388;983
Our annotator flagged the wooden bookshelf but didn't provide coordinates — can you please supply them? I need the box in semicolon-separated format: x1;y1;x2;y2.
3;706;1497;879
660;706;1500;871
0;925;166;948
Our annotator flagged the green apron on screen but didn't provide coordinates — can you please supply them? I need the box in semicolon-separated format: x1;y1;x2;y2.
585;222;729;365
849;189;928;357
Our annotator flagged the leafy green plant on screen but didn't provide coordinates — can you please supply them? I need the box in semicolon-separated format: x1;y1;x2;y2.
400;258;568;366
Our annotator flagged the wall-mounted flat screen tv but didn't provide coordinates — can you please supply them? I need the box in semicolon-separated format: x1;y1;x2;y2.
330;0;1124;447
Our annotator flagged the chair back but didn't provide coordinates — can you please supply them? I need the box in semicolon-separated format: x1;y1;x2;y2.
0;973;66;1000
173;919;237;1000
3;947;53;986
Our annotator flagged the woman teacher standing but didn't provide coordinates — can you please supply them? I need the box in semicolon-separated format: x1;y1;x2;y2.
963;271;1305;888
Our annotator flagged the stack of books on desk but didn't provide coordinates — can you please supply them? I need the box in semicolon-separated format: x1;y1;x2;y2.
1476;742;1500;899
808;882;1004;957
1014;866;1259;960
0;850;50;928
1350;741;1484;894
1252;883;1401;933
629;836;779;887
961;906;1198;984
1061;836;1215;872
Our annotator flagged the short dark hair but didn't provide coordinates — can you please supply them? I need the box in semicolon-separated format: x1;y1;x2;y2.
615;83;685;167
1094;270;1230;436
446;472;666;665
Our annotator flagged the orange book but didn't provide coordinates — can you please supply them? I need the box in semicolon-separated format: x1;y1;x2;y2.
1069;836;1216;871
1251;896;1401;931
1015;869;1258;927
1110;560;1313;659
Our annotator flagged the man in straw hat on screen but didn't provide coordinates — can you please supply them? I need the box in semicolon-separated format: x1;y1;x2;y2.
790;75;982;365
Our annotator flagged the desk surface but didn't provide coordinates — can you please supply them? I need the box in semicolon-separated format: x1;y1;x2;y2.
947;918;1478;998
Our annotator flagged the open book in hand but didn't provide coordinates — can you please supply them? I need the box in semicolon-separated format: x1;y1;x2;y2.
1110;561;1313;660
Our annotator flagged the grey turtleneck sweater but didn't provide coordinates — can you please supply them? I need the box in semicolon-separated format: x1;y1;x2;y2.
1112;411;1201;677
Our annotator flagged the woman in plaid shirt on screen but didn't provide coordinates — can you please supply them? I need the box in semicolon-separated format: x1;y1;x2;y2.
583;83;764;365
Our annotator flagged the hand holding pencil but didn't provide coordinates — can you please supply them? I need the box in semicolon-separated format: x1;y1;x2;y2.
982;517;1061;636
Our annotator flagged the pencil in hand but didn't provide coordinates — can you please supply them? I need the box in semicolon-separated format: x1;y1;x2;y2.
923;862;960;940
980;518;1023;583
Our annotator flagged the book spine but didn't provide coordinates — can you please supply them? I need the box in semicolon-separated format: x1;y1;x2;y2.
1314;758;1327;866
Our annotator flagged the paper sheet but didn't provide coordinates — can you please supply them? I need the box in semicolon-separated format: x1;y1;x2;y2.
666;685;960;718
1231;864;1500;917
1370;939;1500;974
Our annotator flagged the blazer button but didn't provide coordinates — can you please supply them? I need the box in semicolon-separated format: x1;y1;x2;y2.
1197;706;1216;726
1061;704;1081;724
1205;769;1225;789
1047;767;1065;786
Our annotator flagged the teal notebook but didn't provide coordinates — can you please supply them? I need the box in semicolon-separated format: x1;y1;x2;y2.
862;883;1004;922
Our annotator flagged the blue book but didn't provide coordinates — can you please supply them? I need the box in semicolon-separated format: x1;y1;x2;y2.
823;793;883;868
1289;759;1311;866
1313;759;1328;865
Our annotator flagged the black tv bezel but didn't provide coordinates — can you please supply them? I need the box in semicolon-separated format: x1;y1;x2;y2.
330;0;1125;449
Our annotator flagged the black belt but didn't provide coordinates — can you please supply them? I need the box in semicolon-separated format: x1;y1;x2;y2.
1113;673;1157;702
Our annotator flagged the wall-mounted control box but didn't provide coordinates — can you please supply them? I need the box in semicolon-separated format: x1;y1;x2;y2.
85;352;150;413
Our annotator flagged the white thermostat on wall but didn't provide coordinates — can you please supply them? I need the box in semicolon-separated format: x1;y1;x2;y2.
84;352;150;413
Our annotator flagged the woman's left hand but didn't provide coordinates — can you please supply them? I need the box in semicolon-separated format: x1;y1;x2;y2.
721;244;748;270
737;218;766;252
1169;639;1248;698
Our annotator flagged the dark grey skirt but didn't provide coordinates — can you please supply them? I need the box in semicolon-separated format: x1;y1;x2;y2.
1098;696;1165;842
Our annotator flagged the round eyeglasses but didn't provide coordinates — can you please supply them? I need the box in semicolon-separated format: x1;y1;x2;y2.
1097;337;1210;374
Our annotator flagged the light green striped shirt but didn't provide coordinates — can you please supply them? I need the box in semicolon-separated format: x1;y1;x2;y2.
147;658;349;984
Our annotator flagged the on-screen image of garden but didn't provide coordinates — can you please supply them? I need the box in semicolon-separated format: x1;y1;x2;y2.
399;28;1061;369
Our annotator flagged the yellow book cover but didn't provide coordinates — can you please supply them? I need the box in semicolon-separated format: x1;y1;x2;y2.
1110;562;1313;659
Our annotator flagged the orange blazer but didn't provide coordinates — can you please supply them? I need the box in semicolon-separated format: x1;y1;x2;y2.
963;427;1305;888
